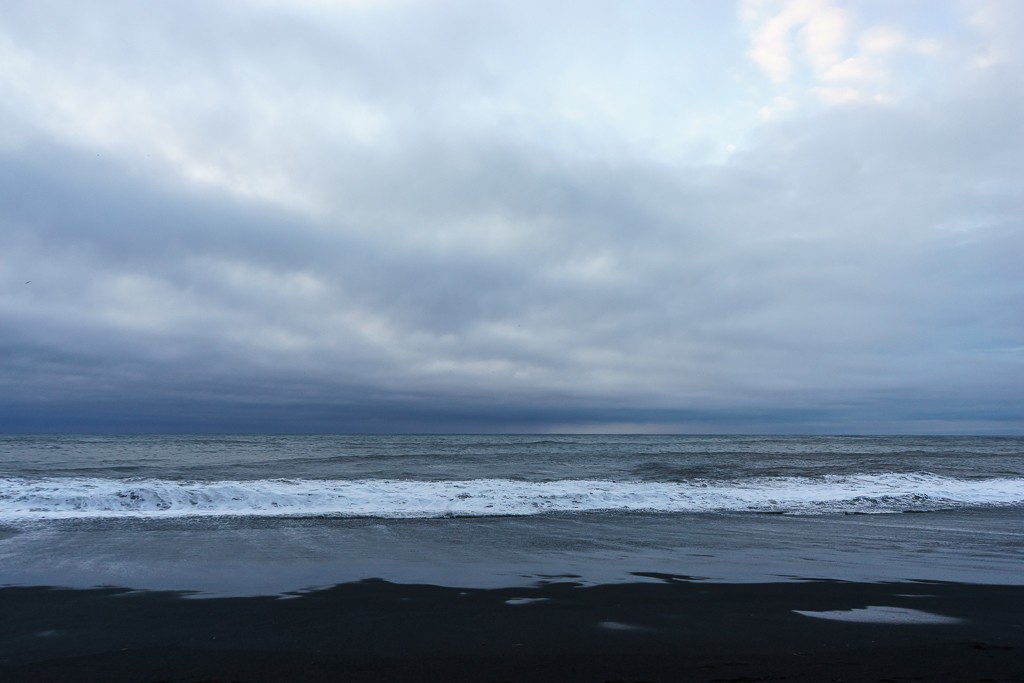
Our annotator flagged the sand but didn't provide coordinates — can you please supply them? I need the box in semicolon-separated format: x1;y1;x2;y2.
1;578;1022;682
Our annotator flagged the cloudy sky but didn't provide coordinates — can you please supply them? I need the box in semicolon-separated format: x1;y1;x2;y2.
1;0;1022;433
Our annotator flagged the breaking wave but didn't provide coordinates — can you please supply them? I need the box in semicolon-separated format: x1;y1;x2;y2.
1;473;1022;521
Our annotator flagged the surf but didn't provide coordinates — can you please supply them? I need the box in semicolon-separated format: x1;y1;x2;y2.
1;473;1022;521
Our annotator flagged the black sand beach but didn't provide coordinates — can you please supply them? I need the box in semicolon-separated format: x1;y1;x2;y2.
1;578;1021;682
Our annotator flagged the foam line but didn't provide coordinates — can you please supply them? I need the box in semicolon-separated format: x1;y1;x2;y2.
0;473;1021;521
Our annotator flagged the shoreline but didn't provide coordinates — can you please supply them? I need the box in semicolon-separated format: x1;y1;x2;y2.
2;578;1022;682
6;507;1022;596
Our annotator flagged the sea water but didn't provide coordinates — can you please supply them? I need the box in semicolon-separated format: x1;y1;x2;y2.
0;434;1022;595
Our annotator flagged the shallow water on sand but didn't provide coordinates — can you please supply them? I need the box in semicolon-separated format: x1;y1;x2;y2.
1;508;1021;596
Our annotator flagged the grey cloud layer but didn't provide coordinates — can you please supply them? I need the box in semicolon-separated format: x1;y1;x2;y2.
1;1;1021;432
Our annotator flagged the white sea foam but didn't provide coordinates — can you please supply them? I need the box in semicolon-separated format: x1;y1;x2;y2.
0;473;1021;521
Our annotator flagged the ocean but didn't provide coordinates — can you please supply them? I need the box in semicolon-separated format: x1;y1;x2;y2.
1;434;1022;596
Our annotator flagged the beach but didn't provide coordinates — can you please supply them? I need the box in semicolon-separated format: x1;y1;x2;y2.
2;578;1022;682
2;434;1022;680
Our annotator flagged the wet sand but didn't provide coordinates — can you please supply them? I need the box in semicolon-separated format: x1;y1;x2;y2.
1;578;1022;682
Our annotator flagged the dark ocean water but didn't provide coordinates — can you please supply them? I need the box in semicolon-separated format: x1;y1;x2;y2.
1;435;1022;595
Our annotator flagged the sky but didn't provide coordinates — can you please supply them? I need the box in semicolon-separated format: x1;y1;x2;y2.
1;0;1022;434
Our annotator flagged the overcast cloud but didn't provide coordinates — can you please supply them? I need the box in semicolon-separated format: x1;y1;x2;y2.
1;0;1022;433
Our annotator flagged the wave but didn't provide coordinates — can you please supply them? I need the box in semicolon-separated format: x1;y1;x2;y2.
1;473;1022;521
